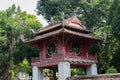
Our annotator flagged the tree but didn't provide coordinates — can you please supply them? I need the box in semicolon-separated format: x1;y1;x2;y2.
93;25;119;73
0;28;8;74
106;66;117;74
0;4;42;80
107;0;120;72
110;0;120;40
36;0;112;29
15;58;31;74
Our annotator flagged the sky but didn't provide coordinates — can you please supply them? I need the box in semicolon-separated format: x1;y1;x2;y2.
0;0;48;27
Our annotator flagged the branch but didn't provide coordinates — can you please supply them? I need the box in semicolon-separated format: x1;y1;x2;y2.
79;4;89;17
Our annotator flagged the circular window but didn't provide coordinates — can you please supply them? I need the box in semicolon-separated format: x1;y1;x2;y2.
71;42;80;54
47;42;56;58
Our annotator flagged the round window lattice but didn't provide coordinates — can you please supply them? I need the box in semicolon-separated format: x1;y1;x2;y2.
47;42;56;58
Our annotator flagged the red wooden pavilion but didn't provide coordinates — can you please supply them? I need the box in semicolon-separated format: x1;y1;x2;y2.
26;15;101;80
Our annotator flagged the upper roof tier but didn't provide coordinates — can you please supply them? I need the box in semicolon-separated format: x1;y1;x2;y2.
25;16;102;44
36;16;92;35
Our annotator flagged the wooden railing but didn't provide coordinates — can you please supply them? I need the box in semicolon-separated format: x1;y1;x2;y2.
65;52;78;58
52;53;63;59
31;53;97;63
88;55;97;60
66;73;120;80
31;57;40;63
65;52;97;60
31;53;63;63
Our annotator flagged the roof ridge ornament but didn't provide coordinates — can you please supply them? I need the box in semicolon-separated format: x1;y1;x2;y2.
30;28;36;34
49;17;57;25
19;32;28;42
100;33;107;40
61;11;65;28
70;7;79;17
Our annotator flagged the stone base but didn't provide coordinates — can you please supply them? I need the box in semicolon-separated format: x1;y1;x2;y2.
87;64;97;75
58;62;71;80
32;66;43;80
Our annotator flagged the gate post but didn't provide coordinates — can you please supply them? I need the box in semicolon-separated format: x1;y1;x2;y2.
87;63;97;75
32;66;43;80
58;62;71;80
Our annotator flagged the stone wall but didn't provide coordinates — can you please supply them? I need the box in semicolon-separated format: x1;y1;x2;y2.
66;73;120;80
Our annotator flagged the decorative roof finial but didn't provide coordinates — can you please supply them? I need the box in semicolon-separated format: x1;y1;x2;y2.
30;28;36;34
61;11;65;20
19;32;28;42
70;7;79;17
101;33;107;40
49;17;57;25
61;11;65;28
91;26;99;31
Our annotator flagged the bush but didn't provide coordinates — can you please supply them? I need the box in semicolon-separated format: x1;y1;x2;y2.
106;66;117;74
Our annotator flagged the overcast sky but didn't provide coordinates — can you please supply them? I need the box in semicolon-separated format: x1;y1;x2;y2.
0;0;48;27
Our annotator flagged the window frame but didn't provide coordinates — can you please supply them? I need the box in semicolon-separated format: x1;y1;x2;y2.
46;42;56;58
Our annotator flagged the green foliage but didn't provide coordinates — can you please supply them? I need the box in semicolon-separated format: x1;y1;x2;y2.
15;58;32;74
44;68;58;80
0;28;8;72
111;48;120;72
36;0;112;29
106;66;117;74
71;68;85;76
15;41;39;64
0;0;120;79
111;0;120;40
44;69;53;77
71;42;80;54
0;4;42;79
93;25;120;73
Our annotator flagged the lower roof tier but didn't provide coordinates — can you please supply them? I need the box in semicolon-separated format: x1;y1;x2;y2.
26;28;102;45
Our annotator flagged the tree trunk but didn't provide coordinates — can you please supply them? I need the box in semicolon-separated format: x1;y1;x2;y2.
0;36;15;80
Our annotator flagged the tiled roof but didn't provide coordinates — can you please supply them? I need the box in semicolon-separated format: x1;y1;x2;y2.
36;16;92;35
25;28;101;44
25;16;101;44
